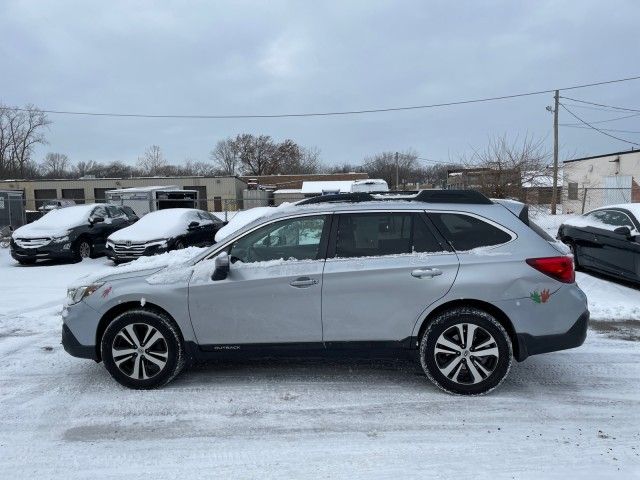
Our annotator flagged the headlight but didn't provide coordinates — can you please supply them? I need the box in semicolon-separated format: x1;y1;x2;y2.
66;282;104;305
106;239;114;248
52;230;72;243
147;239;169;248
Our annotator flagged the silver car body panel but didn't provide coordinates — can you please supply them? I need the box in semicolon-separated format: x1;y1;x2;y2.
62;200;588;360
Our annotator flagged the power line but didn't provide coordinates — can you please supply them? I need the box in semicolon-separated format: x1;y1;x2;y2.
560;112;640;126
4;74;640;120
561;102;631;112
559;103;640;146
562;124;640;134
560;96;640;113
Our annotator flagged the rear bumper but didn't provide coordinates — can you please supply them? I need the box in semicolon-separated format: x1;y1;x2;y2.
62;324;98;361
515;310;589;361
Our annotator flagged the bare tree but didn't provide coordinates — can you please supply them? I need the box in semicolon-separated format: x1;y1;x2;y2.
458;134;551;199
360;150;424;189
137;145;168;176
0;104;50;178
41;152;71;178
210;139;240;175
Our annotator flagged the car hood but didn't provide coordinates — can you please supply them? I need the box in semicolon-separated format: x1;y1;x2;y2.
12;223;69;239
67;247;207;288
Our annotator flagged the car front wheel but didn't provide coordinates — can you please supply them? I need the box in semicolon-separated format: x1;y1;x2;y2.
420;307;512;395
101;309;185;389
73;238;92;261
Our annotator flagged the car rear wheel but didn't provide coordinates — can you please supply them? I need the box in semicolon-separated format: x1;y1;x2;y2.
420;307;512;395
73;238;92;261
101;309;185;389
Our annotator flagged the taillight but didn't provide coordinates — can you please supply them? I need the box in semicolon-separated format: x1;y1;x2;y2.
526;256;575;283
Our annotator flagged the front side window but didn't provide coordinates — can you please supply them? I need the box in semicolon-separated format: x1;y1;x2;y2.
429;212;512;251
335;213;443;258
92;206;108;219
229;215;326;263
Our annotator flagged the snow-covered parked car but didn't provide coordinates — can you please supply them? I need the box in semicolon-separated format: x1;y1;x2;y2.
558;203;640;284
106;208;223;264
11;204;136;264
62;190;588;394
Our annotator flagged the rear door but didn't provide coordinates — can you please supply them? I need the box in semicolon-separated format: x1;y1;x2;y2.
321;211;458;342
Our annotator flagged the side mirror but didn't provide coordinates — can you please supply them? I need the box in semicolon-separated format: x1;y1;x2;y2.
211;252;230;281
614;226;631;237
90;216;104;225
188;221;200;230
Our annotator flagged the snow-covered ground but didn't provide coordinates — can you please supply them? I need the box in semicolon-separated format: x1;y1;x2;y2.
0;248;639;478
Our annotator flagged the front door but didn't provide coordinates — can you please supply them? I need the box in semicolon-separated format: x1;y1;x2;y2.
321;212;459;342
188;214;330;346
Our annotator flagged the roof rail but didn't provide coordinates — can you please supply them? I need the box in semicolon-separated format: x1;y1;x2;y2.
296;192;374;205
296;189;493;206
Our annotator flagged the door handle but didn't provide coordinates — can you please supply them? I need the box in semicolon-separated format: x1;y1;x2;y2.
411;268;442;278
289;277;319;288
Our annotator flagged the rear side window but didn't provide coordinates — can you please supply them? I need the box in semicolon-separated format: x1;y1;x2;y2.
335;213;443;258
429;213;512;251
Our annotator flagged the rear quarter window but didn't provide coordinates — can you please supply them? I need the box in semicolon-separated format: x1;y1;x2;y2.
428;212;512;251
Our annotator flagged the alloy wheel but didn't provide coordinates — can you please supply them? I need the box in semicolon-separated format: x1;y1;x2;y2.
111;323;169;380
79;241;91;258
433;323;499;385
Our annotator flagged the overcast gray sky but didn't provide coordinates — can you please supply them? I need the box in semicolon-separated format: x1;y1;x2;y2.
2;0;639;168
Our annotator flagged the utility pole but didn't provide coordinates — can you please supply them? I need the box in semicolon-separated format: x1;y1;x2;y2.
550;89;560;215
395;151;399;190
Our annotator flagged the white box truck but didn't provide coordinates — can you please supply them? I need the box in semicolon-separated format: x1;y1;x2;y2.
106;186;198;217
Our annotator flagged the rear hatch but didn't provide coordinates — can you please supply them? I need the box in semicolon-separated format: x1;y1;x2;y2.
492;199;569;255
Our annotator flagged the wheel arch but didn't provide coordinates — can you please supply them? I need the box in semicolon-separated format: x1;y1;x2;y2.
415;299;521;360
94;301;180;361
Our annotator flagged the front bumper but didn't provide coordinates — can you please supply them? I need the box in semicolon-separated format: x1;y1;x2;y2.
62;323;98;361
11;243;74;261
515;310;589;361
106;244;168;262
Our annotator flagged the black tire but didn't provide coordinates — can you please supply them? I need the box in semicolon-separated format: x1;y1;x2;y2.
420;307;512;395
18;258;36;265
173;239;185;250
73;238;92;262
101;309;185;389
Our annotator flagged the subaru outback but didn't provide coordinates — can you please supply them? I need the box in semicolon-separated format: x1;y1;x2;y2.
62;190;588;395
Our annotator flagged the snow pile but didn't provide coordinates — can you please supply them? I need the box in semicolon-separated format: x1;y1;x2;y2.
109;208;203;242
576;272;640;321
12;204;98;238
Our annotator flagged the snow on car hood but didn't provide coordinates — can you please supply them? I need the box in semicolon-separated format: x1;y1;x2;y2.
108;208;195;242
68;247;207;287
214;204;293;242
13;204;97;238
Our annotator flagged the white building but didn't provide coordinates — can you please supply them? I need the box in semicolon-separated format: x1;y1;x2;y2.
562;149;640;213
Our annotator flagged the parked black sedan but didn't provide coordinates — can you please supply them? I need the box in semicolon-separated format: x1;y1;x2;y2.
557;204;640;283
105;208;223;263
11;203;137;264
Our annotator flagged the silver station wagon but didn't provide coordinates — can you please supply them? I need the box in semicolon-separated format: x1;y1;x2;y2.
62;190;588;395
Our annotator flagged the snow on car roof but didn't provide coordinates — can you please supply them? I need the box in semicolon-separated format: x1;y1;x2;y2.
595;203;640;219
108;208;202;242
13;204;99;237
